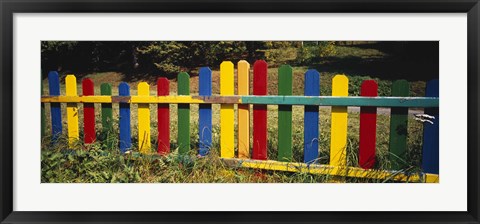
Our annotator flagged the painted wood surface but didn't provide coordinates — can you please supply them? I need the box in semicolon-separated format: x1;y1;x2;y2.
359;80;378;169
48;71;62;140
389;80;409;170
41;95;438;107
330;75;348;167
422;80;439;174
101;83;114;149
199;67;212;156
178;72;190;155
304;69;320;163
237;60;250;159
41;80;46;138
252;60;268;160
278;65;293;162
65;75;79;147
82;78;96;144
157;78;170;155
119;82;131;153
138;82;151;153
221;158;439;183
220;61;235;158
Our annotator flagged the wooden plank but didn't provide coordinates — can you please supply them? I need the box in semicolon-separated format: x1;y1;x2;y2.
82;78;96;144
422;79;439;174
359;80;378;169
41;95;439;107
252;60;268;160
389;80;410;170
41;80;46;138
221;158;439;183
157;78;170;155
237;60;250;159
138;82;151;153
48;71;62;140
119;82;131;153
330;75;349;167
65;75;79;147
177;72;190;155
304;69;320;163
278;65;293;162
220;61;235;158
101;83;114;149
199;67;212;156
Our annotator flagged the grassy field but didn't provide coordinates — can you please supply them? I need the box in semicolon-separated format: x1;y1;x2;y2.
41;45;432;183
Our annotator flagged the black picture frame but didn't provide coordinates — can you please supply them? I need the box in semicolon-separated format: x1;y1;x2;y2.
1;0;479;223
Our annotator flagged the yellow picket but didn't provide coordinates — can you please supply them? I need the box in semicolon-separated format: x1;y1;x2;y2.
330;75;349;167
138;82;151;153
220;61;235;158
65;75;79;147
237;60;250;158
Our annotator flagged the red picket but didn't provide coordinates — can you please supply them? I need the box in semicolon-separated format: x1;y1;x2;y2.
252;60;268;160
359;80;378;169
157;78;170;155
82;78;96;144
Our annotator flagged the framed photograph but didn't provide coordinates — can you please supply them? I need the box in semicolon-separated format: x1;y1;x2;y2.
1;0;479;223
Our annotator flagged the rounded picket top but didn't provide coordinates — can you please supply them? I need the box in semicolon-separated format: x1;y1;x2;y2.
118;82;130;96
360;80;378;97
100;83;112;95
157;77;169;96
82;78;94;95
392;80;410;97
65;75;77;96
199;67;212;96
138;82;150;96
253;60;268;96
48;71;61;95
332;74;349;96
304;69;320;96
177;72;190;95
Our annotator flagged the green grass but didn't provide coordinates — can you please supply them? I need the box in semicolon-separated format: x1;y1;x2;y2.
42;101;425;183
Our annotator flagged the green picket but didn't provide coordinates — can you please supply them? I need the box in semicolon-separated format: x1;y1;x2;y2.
178;72;190;154
101;83;114;149
389;80;409;170
277;65;293;161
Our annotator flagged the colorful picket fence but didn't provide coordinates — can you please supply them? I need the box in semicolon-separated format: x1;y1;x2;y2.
41;60;439;183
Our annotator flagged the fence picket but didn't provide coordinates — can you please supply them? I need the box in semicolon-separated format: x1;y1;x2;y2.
220;61;235;158
422;79;439;174
199;67;212;156
389;80;409;170
178;72;190;154
82;78;96;144
119;82;131;153
101;83;113;149
278;65;293;162
304;69;320;163
138;82;151;153
237;60;250;159
41;80;46;138
359;80;378;169
330;75;349;167
253;60;268;160
66;75;79;147
48;71;62;140
157;78;170;155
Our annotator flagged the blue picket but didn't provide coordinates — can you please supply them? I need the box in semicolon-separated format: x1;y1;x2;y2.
304;69;320;163
48;71;62;141
198;67;212;156
119;82;131;153
422;79;439;174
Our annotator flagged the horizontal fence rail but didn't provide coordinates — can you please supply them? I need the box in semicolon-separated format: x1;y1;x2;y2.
40;59;440;183
41;95;439;107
